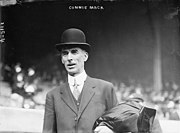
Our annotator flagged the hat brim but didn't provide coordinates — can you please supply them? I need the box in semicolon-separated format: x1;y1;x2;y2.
55;43;91;53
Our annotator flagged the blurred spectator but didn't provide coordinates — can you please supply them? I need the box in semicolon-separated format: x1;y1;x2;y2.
169;96;180;120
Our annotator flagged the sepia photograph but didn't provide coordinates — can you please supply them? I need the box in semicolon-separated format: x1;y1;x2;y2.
0;0;180;133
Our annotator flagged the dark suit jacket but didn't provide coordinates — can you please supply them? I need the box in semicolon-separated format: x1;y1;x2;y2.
43;76;118;133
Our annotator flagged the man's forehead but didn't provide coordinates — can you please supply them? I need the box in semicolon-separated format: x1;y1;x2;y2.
61;47;83;51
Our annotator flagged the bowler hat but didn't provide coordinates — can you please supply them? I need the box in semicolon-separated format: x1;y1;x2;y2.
55;28;91;53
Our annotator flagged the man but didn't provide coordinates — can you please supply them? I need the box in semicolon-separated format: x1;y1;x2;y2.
43;28;118;133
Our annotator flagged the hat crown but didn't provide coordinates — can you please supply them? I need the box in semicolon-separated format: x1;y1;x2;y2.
56;28;90;53
61;28;86;43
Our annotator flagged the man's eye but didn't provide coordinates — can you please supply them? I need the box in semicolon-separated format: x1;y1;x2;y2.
61;51;69;56
71;49;78;54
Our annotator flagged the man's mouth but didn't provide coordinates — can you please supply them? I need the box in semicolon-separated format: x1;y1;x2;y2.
67;63;76;68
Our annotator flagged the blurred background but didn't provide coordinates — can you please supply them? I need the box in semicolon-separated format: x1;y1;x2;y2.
0;0;180;120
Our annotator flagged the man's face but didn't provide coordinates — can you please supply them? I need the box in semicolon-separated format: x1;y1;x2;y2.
61;47;88;76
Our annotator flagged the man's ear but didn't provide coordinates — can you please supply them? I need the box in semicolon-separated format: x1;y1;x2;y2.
61;57;65;64
84;51;89;62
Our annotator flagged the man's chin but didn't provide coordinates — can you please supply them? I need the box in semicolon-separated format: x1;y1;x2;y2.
67;70;77;75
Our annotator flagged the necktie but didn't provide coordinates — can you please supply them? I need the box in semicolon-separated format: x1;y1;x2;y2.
73;79;80;100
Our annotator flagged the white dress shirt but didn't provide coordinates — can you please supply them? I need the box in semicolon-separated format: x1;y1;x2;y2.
68;70;87;94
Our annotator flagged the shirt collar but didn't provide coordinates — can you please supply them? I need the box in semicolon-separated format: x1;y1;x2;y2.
68;70;87;86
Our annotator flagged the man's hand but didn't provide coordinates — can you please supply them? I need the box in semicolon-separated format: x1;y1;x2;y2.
94;126;114;133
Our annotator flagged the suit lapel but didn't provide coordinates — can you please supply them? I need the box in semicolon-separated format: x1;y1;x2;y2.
78;76;95;119
59;82;78;114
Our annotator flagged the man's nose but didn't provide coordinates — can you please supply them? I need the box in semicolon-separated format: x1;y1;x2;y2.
67;52;73;60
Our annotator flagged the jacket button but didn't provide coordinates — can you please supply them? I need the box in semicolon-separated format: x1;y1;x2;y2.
77;102;80;106
75;117;77;121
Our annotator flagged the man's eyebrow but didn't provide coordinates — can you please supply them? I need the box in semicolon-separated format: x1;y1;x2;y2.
61;49;69;52
61;50;69;55
71;48;78;51
71;48;79;50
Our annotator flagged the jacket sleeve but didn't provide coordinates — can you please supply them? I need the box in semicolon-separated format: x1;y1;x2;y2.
106;83;119;111
43;92;57;133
